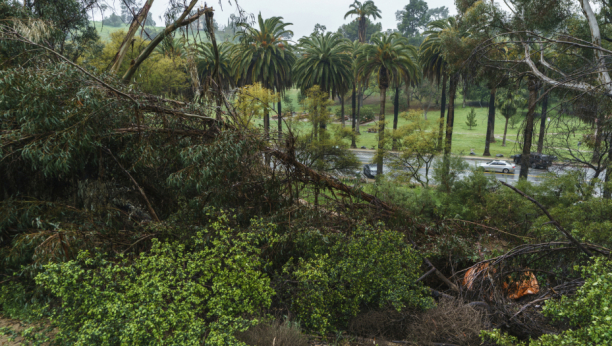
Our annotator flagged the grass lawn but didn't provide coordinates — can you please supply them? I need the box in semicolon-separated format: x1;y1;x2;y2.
265;96;591;158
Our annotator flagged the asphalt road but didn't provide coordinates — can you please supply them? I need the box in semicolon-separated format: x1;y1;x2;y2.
352;150;581;184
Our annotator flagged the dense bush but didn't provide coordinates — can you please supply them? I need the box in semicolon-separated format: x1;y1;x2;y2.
289;224;432;333
35;214;274;346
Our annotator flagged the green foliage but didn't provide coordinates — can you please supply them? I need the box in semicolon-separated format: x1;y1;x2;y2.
35;213;275;346
289;224;432;333
482;258;612;345
432;155;469;194
102;13;123;27
465;108;478;129
359;107;375;122
396;0;430;37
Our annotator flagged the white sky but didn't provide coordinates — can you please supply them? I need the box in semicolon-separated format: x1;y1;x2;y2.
101;0;458;38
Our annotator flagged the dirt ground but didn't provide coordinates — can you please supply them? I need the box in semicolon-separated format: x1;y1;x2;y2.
0;316;55;346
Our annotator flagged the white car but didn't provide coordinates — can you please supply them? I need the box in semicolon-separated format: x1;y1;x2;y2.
478;160;516;173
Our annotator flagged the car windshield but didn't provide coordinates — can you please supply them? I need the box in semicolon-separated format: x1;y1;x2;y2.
485;161;493;164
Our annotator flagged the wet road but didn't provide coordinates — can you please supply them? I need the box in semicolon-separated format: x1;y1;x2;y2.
351;150;587;184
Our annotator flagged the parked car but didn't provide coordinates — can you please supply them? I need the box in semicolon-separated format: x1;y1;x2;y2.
511;153;556;169
363;164;377;179
478;160;516;173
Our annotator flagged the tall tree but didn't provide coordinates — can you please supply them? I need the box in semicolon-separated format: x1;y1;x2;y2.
419;18;450;152
356;32;419;175
337;18;382;42
344;0;382;44
497;88;522;147
520;78;539;179
294;32;353;131
396;0;430;37
231;13;296;139
196;41;235;92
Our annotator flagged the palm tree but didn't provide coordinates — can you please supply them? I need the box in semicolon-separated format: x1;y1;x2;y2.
344;0;382;44
419;19;451;152
497;88;523;147
196;42;235;92
421;17;463;156
154;35;185;59
356;32;419;174
350;40;364;148
294;32;353;129
232;13;296;139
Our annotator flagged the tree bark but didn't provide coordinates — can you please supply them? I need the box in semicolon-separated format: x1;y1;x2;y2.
502;117;509;147
444;73;458;156
483;88;496;156
537;91;549;153
604;144;612;199
392;87;399;150
351;84;357;148
489;88;496;143
356;87;362;135
377;87;387;174
438;71;448;152
520;78;538;179
278;100;282;140
122;0;201;83
109;0;155;74
340;94;345;127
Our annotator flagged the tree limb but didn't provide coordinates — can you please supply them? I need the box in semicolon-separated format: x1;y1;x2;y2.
499;181;594;257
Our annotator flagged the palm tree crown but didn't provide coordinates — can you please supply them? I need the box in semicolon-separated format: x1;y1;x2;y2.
231;13;296;93
418;18;456;83
293;32;353;99
355;33;418;91
196;42;235;91
344;0;382;43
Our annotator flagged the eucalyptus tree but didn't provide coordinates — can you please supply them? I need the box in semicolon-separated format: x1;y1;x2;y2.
497;87;522;147
344;0;382;44
419;19;449;151
356;32;419;174
293;32;353;128
231;13;296;139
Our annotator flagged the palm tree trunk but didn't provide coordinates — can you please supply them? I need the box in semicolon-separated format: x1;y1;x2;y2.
502;117;509;147
392;87;399;150
604;144;612;199
377;87;387;175
519;78;538;179
341;94;345;127
356;87;362;135
537;91;549;154
278;100;282;141
438;72;448;151
483;88;495;156
351;84;357;148
444;73;458;156
489;88;497;143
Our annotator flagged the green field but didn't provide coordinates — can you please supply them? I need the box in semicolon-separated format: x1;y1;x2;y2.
267;92;578;158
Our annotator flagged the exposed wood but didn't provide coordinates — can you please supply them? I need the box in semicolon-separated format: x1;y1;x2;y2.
109;0;155;74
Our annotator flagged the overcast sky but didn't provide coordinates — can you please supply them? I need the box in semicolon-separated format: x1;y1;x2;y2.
103;0;457;38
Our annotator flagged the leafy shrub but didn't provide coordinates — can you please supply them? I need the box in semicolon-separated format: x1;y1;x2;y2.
359;108;375;122
290;224;432;333
35;214;274;346
482;258;612;345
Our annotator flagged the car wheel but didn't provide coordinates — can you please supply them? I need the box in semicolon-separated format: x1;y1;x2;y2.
503;169;509;173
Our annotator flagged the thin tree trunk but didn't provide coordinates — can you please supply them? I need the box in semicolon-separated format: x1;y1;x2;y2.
489;88;496;143
110;0;155;74
483;88;495;156
278;100;282;141
351;84;357;148
502;117;509;147
356;87;362;135
593;119;602;162
341;94;345;127
604;144;612;199
520;78;538;179
438;72;448;151
537;91;549;154
444;73;458;156
377;87;387;175
392;87;399;150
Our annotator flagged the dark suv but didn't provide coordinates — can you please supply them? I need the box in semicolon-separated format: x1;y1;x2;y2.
511;153;556;169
